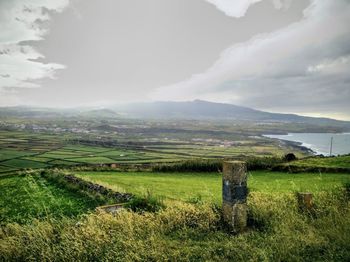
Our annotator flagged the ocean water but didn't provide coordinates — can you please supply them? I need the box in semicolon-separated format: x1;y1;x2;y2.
264;133;350;156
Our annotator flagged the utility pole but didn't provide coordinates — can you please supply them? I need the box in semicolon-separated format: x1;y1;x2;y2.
329;136;333;156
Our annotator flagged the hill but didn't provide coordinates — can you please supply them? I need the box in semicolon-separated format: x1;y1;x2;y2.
114;100;350;126
1;100;350;130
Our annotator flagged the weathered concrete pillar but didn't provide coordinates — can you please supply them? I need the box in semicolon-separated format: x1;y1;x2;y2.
297;192;313;211
222;161;248;233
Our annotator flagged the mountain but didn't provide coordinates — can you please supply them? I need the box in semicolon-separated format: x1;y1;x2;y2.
78;109;120;118
1;100;349;129
0;106;72;118
113;100;350;125
0;107;118;119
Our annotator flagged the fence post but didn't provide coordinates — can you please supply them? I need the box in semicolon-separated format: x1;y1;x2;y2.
222;161;248;233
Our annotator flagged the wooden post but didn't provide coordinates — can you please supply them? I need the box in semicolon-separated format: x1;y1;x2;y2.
222;161;248;233
297;192;313;211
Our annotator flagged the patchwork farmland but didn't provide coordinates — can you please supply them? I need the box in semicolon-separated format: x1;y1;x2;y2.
0;129;305;174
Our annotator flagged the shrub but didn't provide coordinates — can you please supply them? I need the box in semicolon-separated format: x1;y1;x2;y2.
152;159;222;173
283;153;297;162
152;157;284;173
246;156;284;170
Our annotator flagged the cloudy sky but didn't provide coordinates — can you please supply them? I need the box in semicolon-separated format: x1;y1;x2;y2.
0;0;349;120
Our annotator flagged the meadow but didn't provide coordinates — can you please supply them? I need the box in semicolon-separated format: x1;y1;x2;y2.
75;171;350;203
287;155;350;168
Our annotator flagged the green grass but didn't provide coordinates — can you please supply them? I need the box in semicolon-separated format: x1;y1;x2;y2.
1;159;49;169
291;155;350;168
62;145;112;153
48;159;79;166
0;165;18;173
0;174;100;224
75;171;350;203
67;156;116;164
0;128;349;260
38;152;82;159
22;156;56;163
0;128;309;173
0;149;34;161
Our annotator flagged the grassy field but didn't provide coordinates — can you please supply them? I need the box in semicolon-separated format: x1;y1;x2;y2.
1;172;349;261
0;129;306;173
0;169;350;260
0;173;100;224
1;115;350;260
289;155;350;168
75;171;350;203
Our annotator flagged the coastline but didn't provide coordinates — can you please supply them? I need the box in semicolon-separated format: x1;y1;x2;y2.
262;134;318;155
263;132;350;156
279;139;317;155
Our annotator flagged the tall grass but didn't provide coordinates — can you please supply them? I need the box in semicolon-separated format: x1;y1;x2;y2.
1;187;349;261
0;171;99;225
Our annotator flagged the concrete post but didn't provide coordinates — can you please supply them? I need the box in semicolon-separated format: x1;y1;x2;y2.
222;161;248;233
297;192;313;211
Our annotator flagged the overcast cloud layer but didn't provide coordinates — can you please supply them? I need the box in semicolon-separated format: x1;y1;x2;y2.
153;0;350;119
0;0;349;120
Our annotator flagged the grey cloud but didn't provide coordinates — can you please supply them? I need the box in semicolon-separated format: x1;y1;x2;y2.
152;0;350;119
11;0;306;107
3;0;347;120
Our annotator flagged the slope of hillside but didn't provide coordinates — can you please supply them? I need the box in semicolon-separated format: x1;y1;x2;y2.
1;100;350;129
113;100;350;126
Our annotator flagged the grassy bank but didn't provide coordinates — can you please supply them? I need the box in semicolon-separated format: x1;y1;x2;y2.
0;172;100;225
1;189;349;261
272;155;350;173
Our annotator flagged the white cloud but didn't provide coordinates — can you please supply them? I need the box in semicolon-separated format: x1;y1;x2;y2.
0;0;69;44
205;0;263;18
0;0;69;105
307;56;350;74
0;45;65;88
204;0;292;18
152;0;350;116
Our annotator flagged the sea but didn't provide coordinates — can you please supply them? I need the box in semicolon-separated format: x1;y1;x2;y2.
263;133;350;156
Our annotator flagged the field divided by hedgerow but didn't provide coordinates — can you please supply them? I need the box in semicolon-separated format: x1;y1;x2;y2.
0;129;306;173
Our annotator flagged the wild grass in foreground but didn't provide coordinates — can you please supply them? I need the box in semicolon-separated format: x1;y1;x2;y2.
0;172;100;224
1;188;349;261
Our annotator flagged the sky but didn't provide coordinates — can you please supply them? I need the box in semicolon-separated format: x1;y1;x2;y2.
0;0;349;120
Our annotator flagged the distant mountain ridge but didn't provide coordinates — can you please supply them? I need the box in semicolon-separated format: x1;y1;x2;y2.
113;100;350;125
1;100;350;128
